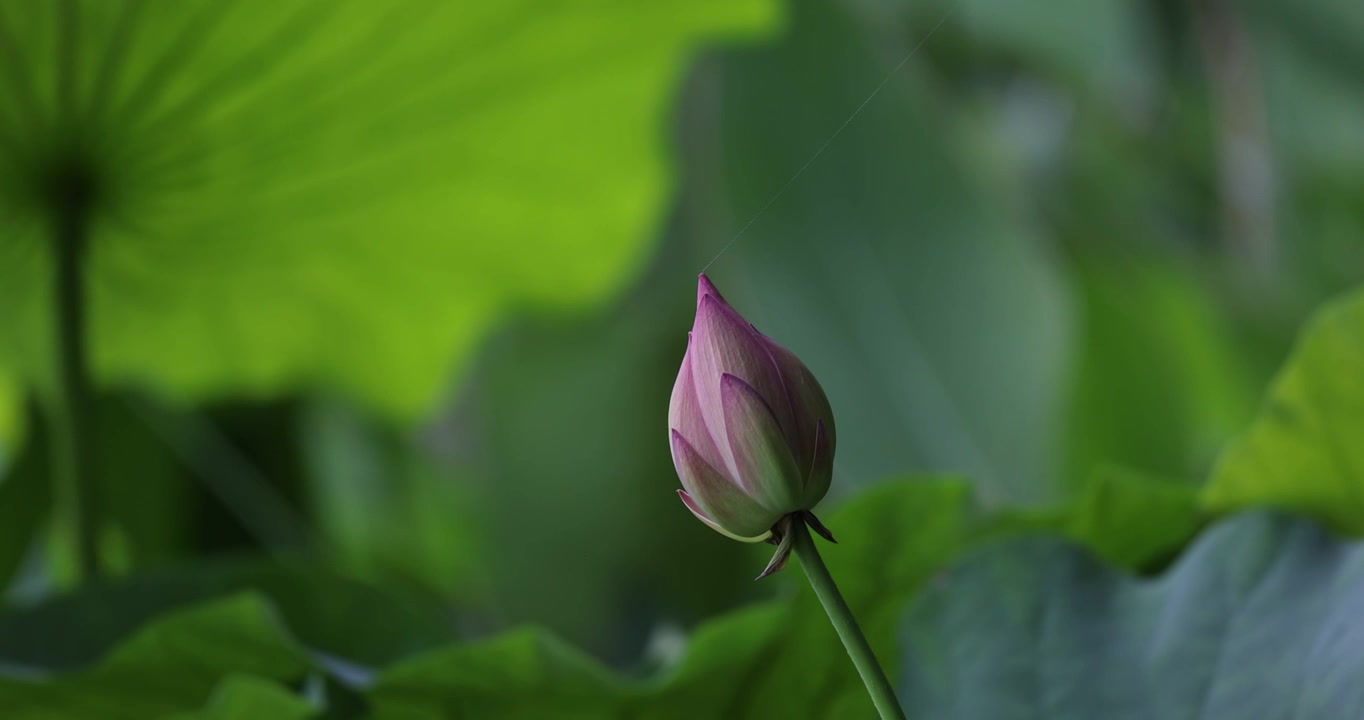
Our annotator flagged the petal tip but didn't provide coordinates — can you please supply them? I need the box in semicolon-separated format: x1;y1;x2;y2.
677;488;712;521
718;372;755;397
697;274;725;308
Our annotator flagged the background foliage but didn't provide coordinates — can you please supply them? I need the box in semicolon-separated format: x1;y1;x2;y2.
2;0;1363;717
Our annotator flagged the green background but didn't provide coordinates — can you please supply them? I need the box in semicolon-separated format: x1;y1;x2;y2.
2;0;1364;716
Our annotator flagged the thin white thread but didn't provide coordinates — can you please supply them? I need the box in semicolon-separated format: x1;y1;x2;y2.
699;9;955;273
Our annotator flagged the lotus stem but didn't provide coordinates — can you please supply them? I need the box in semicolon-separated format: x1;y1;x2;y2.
791;519;905;719
49;165;100;581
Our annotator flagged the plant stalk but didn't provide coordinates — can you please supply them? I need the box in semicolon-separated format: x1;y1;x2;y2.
50;174;100;581
791;520;906;719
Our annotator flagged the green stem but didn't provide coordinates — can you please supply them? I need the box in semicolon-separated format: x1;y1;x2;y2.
50;171;99;581
791;520;906;720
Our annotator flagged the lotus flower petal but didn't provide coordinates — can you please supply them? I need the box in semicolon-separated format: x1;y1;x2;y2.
803;418;833;506
697;273;727;308
668;335;726;473
670;429;775;539
677;490;772;543
668;275;838;548
761;335;836;476
691;294;795;467
721;373;801;511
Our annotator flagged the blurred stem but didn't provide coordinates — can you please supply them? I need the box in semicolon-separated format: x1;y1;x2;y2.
50;170;100;582
791;520;905;720
1195;0;1277;280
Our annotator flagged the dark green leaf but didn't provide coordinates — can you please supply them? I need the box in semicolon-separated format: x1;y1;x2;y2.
0;594;313;720
368;629;628;719
0;558;457;672
638;604;788;719
164;675;316;720
366;479;986;718
366;469;1204;718
301;399;487;600
0;419;50;591
0;474;1206;719
716;479;979;718
443;302;759;656
94;397;193;571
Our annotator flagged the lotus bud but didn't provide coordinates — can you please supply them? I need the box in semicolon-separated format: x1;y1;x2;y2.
668;274;837;579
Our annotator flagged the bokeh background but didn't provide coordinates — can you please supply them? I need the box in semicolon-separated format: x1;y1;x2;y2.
1;0;1363;715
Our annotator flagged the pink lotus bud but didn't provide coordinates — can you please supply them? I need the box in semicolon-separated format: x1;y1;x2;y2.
669;274;837;577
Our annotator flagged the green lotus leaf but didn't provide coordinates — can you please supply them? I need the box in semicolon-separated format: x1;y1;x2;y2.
1203;287;1364;531
0;0;778;418
901;512;1364;718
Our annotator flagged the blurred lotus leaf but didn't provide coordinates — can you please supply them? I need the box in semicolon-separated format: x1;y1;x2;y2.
1204;288;1364;532
0;0;779;418
0;556;459;672
0;473;1207;718
901;512;1364;718
1249;0;1364;179
166;675;316;720
0;594;313;719
1063;256;1255;488
0;367;19;466
684;0;1073;506
945;0;1151;100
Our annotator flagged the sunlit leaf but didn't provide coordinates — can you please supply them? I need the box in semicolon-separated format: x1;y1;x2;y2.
0;369;18;468
0;0;779;418
1203;287;1364;532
